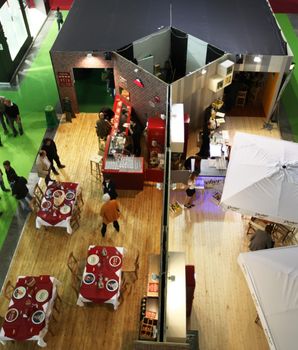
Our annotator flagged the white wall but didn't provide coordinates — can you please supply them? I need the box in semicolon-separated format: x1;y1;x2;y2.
133;28;171;70
186;35;208;74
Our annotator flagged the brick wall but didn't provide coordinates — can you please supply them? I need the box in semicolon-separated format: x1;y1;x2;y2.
113;53;168;126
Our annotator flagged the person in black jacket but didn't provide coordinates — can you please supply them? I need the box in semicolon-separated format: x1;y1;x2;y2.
3;160;18;187
102;174;118;200
11;176;32;211
41;138;65;175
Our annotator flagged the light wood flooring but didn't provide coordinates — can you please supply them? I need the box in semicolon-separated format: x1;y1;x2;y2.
0;114;292;350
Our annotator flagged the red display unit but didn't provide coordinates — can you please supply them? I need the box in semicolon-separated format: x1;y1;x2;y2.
146;117;165;182
185;265;196;317
102;96;144;190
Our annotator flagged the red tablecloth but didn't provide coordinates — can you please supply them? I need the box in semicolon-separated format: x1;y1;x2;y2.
37;182;78;226
79;246;123;304
2;275;53;341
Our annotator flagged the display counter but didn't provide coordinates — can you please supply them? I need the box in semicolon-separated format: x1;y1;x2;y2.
102;96;144;190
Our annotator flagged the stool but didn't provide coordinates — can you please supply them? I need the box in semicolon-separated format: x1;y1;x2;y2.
90;155;103;180
195;177;205;198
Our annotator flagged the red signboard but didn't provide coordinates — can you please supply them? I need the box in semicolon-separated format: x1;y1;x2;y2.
57;72;72;87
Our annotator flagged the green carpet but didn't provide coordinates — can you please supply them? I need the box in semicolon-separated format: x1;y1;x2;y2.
74;68;113;112
0;14;67;248
276;14;298;142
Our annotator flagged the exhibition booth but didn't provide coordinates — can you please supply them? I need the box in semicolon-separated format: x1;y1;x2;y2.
49;0;294;346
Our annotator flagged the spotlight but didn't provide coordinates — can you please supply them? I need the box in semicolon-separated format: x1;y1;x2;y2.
289;63;295;71
253;56;262;63
86;53;93;58
201;69;207;75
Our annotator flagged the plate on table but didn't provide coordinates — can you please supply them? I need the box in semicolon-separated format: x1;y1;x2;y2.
106;279;119;292
87;254;100;266
60;205;71;214
13;286;26;300
31;310;45;325
41;201;51;210
83;273;95;285
5;308;19;323
65;191;75;201
109;255;122;268
35;289;49;303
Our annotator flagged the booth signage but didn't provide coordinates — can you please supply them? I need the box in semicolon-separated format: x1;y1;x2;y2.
57;72;72;87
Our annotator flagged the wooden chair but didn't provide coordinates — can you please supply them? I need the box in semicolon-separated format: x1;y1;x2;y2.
67;252;84;295
29;197;41;212
118;273;132;306
246;217;271;235
76;188;84;207
3;280;15;301
70;206;81;232
272;224;296;244
122;249;140;282
33;183;44;203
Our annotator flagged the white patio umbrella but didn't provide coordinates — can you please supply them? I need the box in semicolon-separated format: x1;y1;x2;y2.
220;132;298;226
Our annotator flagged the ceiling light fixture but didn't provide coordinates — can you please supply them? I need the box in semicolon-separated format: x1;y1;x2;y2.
86;53;93;58
201;69;207;75
253;56;262;63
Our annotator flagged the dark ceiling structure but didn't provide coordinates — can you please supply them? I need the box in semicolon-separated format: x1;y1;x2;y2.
51;0;287;56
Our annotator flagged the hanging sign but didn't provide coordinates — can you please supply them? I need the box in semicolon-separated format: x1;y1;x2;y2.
57;72;72;87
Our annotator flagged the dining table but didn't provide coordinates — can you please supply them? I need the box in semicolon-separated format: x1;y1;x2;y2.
77;245;123;310
35;181;79;234
0;275;60;347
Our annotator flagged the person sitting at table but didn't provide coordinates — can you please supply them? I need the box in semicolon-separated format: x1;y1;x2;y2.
100;193;120;237
249;225;275;251
11;175;32;211
102;174;118;199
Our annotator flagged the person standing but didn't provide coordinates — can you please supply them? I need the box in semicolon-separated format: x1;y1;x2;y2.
56;7;64;30
102;174;118;199
0;96;9;135
184;172;197;208
100;193;120;237
4;99;24;137
129;118;143;156
11;176;32;211
0;168;10;192
36;150;53;185
41;138;65;175
95;112;112;140
3;160;18;187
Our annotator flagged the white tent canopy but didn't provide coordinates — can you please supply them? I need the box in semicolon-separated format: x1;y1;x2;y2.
220;132;298;226
238;246;298;350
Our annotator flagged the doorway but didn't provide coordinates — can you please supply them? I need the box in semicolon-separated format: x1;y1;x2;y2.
73;68;113;113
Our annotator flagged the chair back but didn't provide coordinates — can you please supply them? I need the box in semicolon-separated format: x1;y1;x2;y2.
34;183;44;204
67;252;79;276
3;280;15;301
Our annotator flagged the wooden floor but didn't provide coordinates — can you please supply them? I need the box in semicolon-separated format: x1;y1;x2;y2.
0;114;290;350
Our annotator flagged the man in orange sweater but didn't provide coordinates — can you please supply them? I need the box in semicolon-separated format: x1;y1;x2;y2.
100;193;120;237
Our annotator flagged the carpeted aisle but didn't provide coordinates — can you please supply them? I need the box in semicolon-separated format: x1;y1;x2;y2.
0;14;67;248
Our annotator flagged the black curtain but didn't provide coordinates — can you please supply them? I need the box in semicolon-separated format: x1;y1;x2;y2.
170;28;187;81
206;44;224;65
117;44;134;61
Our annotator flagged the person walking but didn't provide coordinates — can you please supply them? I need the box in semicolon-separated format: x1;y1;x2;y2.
0;168;10;192
184;172;198;208
0;96;9;135
95;112;112;140
56;7;64;30
3;160;18;187
41;138;65;175
102;174;118;199
100;193;120;237
4;99;24;137
11;176;32;211
36;150;54;185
